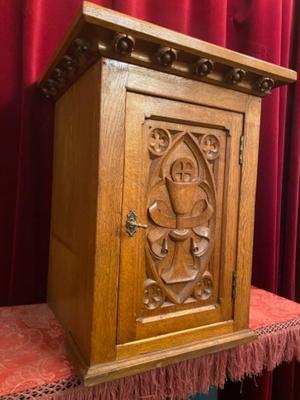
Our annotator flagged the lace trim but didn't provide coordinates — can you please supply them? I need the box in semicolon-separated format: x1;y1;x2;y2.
0;376;81;399
255;317;300;335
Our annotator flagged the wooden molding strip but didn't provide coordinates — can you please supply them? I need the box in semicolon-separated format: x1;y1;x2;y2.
39;2;296;100
67;328;257;386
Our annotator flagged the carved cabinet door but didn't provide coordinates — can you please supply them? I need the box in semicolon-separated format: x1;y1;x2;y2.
117;91;243;345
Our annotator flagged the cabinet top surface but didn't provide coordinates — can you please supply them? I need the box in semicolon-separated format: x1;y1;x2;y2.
40;1;296;100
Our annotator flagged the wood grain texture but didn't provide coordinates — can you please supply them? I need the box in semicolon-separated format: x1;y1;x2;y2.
67;328;256;386
47;53;292;386
234;96;262;330
48;62;101;363
117;320;235;360
125;63;256;112
117;89;243;345
90;59;129;364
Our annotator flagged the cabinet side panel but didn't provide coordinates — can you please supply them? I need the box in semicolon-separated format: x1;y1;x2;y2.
48;62;101;362
234;96;262;329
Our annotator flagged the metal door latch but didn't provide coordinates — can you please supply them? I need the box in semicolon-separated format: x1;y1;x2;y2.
126;210;148;236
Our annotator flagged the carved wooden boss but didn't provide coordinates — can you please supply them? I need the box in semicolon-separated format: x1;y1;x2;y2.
40;2;297;386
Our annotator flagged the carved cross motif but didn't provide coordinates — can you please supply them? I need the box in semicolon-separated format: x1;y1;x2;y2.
152;131;165;150
171;158;196;182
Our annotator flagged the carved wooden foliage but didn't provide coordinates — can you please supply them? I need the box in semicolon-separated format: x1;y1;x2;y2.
144;125;219;308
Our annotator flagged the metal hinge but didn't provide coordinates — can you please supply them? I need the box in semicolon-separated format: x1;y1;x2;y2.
239;135;244;165
232;271;237;299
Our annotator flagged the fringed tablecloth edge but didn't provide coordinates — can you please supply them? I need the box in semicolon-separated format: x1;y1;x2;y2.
2;319;300;400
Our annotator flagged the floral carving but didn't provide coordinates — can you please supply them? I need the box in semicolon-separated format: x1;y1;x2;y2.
73;37;92;65
148;128;171;156
146;130;216;305
143;280;165;310
53;67;65;82
74;38;90;54
194;58;214;76
113;33;135;55
155;47;178;67
200;135;220;160
61;55;78;72
227;68;246;84
41;79;58;98
193;271;213;300
257;77;275;94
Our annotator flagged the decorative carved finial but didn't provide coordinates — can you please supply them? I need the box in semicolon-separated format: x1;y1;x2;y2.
257;77;275;94
227;68;246;84
194;58;214;76
113;33;135;55
155;47;178;67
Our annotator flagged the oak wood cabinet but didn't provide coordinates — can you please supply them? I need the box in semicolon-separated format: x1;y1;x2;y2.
40;1;296;386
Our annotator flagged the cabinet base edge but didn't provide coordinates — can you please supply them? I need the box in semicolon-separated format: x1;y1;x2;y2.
66;329;257;387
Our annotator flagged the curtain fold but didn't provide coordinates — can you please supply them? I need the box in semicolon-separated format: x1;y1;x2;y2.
0;1;299;399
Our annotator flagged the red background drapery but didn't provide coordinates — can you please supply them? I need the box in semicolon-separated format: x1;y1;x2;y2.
1;1;299;399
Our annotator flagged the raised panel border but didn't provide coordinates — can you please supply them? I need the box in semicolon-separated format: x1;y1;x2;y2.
117;92;243;343
123;61;262;336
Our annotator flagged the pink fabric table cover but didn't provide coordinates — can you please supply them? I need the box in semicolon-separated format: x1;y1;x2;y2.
0;287;300;399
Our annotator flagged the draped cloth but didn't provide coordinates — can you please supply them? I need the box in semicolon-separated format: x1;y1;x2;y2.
0;288;300;399
1;1;299;399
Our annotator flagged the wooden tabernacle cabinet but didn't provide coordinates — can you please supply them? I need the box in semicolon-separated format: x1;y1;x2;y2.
40;2;297;386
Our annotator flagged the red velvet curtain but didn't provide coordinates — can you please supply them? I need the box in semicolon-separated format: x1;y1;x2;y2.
1;1;299;399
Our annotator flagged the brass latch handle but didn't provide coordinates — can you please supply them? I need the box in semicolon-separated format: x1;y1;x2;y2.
126;210;148;236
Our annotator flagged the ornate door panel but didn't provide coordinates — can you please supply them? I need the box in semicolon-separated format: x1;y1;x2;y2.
117;92;243;344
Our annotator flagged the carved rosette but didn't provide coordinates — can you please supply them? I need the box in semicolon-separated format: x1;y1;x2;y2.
40;31;281;99
74;38;89;53
143;280;165;310
61;55;78;72
200;134;220;161
257;77;275;94
155;47;178;67
41;79;58;98
148;128;171;156
193;271;213;300
113;33;135;55
73;38;91;65
194;58;214;76
144;127;217;307
39;13;284;100
40;36;95;98
227;68;246;85
52;68;66;88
